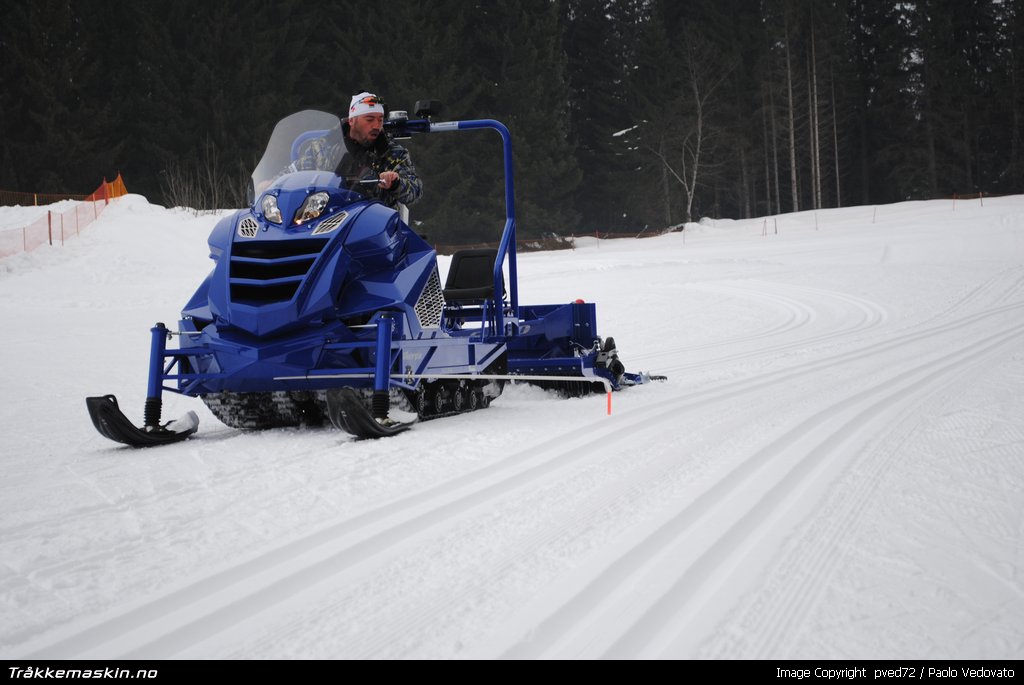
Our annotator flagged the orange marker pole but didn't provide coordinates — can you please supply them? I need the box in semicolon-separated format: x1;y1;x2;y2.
607;391;612;415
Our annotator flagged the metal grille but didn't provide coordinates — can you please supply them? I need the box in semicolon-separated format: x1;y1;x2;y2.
312;211;348;235
230;238;328;305
238;217;259;238
414;267;444;328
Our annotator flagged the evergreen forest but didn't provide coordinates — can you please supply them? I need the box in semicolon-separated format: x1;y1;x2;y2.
2;0;1022;243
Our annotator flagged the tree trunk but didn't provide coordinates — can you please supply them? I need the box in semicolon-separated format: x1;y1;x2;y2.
831;66;841;207
659;135;672;227
740;145;750;218
962;106;973;190
807;49;817;209
786;19;799;212
685;87;703;223
762;98;773;215
770;83;781;212
860;112;870;205
811;21;822;209
1013;33;1022;190
922;45;939;197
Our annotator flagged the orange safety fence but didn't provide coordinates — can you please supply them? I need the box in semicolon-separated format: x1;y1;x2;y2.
85;173;128;203
0;189;86;205
0;174;127;258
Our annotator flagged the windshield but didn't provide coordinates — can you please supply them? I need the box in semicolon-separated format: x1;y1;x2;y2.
251;110;346;193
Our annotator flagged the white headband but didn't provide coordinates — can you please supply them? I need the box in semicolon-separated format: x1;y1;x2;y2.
349;92;384;118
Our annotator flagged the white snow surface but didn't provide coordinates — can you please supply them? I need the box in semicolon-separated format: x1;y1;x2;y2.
1;194;1022;660
0;200;81;231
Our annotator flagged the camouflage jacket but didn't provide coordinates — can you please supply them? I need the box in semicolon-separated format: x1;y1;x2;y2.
294;124;422;208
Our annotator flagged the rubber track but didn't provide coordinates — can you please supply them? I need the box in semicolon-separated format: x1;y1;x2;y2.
202;391;325;430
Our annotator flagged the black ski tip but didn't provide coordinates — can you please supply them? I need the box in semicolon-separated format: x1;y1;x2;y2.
86;395;199;448
326;387;416;439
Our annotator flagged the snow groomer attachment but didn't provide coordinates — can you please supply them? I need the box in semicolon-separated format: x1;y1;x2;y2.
86;101;663;444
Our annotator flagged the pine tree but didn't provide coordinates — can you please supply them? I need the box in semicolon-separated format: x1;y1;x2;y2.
1005;0;1024;191
621;3;682;228
918;0;1003;195
485;0;581;238
560;0;635;232
846;0;919;203
374;0;504;245
1;1;115;193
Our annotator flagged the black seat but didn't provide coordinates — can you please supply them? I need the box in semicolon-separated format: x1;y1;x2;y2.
443;248;504;303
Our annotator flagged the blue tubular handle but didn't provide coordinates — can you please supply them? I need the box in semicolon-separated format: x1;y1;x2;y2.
429;119;519;326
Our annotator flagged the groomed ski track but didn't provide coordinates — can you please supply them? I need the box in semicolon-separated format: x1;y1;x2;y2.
2;196;1022;659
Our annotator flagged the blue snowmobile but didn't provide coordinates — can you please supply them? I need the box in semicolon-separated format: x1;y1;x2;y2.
87;103;660;445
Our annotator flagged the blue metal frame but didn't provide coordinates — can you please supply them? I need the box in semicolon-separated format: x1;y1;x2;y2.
450;120;519;324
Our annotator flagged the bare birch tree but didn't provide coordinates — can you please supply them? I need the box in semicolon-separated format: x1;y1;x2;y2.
645;31;733;223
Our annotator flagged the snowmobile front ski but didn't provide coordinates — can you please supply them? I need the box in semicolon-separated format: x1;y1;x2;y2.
86;395;199;447
326;387;416;439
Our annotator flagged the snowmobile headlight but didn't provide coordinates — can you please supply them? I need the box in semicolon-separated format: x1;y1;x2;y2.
295;192;330;225
261;194;283;224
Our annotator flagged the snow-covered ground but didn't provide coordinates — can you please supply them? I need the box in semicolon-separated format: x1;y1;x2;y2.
1;194;1021;659
0;200;81;231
